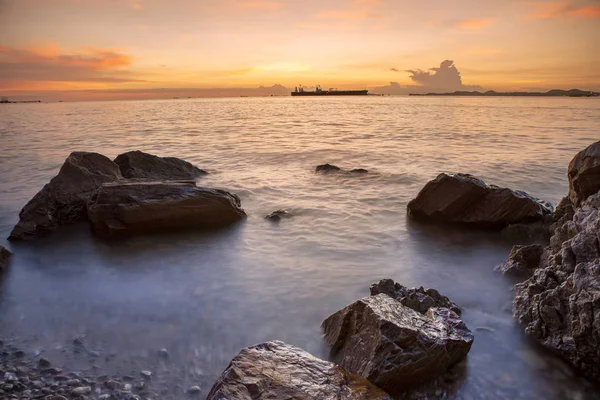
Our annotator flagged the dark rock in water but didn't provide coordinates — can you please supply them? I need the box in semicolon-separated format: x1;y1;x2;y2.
513;190;600;382
495;244;544;277
568;140;600;207
8;152;122;240
316;163;341;173
350;168;369;174
407;173;552;229
115;150;207;180
206;340;391;400
370;279;462;315
0;245;11;269
322;294;473;395
87;181;246;238
265;209;292;221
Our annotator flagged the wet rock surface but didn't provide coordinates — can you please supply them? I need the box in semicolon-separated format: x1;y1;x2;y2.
87;181;246;238
370;279;462;315
495;244;544;277
316;163;342;173
206;340;391;400
0;245;11;269
568;140;600;207
513;190;600;382
407;173;552;229
264;209;292;221
114;150;207;181
8;152;122;240
322;294;473;396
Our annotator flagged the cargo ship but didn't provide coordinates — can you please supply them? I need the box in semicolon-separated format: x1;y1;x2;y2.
292;85;368;96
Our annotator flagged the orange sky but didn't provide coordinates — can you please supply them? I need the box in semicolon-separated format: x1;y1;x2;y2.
1;0;599;100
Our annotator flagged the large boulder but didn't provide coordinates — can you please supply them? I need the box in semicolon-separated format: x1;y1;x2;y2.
114;150;207;180
407;173;552;229
87;181;246;238
322;294;473;395
206;341;391;400
513;190;600;382
370;279;461;315
0;245;11;269
568;140;600;207
9;152;122;240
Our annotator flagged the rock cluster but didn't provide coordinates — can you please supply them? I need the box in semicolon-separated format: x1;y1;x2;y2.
370;279;462;315
206;341;391;400
8;151;243;240
510;140;600;382
407;173;552;229
0;245;11;269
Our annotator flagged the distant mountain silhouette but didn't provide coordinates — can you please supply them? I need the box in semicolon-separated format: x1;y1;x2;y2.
409;89;599;97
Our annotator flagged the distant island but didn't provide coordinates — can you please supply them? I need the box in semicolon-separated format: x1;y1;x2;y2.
409;89;599;97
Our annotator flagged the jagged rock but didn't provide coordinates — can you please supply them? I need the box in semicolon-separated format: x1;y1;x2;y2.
87;181;246;238
322;294;473;395
407;173;552;229
9;152;122;240
265;209;292;221
513;191;600;382
568;140;600;207
495;244;544;277
206;340;391;400
114;150;207;180
316;164;341;173
370;279;461;315
0;245;11;269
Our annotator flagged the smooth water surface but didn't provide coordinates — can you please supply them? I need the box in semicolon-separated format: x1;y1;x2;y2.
1;96;599;399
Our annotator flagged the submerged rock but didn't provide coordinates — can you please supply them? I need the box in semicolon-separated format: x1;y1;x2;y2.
350;168;369;174
568;140;600;207
265;209;292;221
407;173;552;229
114;150;207;180
513;190;600;382
322;294;473;395
495;244;544;277
87;181;246;238
206;340;391;400
0;245;11;269
316;163;341;173
370;279;461;315
9;152;122;240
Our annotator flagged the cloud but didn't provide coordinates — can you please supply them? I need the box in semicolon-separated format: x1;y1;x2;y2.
532;1;600;19
457;18;495;29
0;44;142;89
374;60;482;94
198;0;283;12
315;9;381;20
390;67;399;72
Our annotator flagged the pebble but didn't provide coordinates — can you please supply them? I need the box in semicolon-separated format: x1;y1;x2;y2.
39;357;51;367
71;386;92;395
158;348;169;358
65;379;81;386
99;395;111;400
188;385;201;394
140;370;152;379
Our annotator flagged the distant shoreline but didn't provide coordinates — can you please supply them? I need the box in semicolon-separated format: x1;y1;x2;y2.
409;89;599;97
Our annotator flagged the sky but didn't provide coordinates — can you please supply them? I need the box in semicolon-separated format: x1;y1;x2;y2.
0;0;599;100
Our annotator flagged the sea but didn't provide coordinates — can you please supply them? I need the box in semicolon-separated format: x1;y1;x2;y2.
1;96;599;399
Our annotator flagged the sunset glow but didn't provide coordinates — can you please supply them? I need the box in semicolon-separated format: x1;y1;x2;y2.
1;0;599;100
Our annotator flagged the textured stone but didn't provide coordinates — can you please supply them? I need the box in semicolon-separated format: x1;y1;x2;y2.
316;163;341;173
265;209;292;221
0;245;11;269
407;173;552;229
495;244;544;277
322;294;473;395
206;340;391;400
370;279;462;315
568;140;600;207
114;150;207;180
9;152;122;240
87;181;246;238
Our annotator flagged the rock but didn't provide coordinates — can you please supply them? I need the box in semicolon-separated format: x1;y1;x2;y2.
158;348;169;358
114;150;207;180
8;152;122;240
71;386;91;396
513;190;600;382
87;181;246;238
568;140;600;207
38;357;51;367
350;168;369;174
316;163;341;173
0;245;11;269
322;294;473;395
265;209;292;221
370;278;462;315
206;341;391;400
188;385;201;394
495;244;544;277
407;173;552;229
140;370;152;379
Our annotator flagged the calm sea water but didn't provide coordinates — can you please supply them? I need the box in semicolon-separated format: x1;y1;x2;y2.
1;96;599;399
